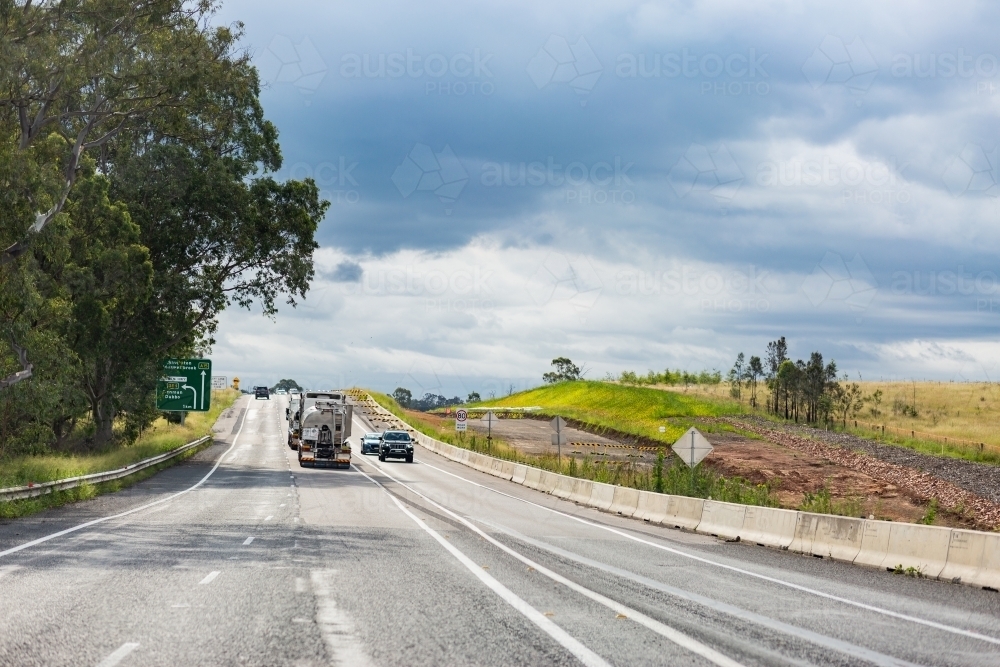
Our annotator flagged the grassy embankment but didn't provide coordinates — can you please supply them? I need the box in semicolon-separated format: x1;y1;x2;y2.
669;380;1000;465
0;389;240;518
369;383;776;507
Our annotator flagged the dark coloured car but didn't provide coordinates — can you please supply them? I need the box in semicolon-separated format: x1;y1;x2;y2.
379;430;413;462
255;386;269;400
360;432;382;455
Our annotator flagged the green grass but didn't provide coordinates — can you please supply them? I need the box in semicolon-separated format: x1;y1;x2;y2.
474;380;745;443
367;387;775;507
0;389;239;491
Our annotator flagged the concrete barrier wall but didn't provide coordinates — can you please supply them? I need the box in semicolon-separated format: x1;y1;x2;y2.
568;478;594;505
512;464;529;485
663;496;705;530
697;500;746;540
740;506;798;549
608;487;641;517
589;482;616;511
791;514;864;562
523;466;542;491
391;398;1000;592
854;520;893;569
880;523;953;579
552;475;575;500
538;470;560;494
635;491;670;524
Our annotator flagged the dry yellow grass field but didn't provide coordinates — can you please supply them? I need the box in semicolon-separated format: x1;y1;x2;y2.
663;380;1000;460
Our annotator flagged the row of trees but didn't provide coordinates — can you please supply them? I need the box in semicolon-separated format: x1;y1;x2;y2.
391;388;473;411
0;1;326;455
728;337;882;426
617;368;722;386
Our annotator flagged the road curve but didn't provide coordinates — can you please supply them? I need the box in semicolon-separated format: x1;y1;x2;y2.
0;394;998;666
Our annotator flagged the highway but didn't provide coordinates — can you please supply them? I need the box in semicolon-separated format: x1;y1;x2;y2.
0;394;998;666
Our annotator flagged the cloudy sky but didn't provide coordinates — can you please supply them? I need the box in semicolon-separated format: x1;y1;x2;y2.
211;0;1000;396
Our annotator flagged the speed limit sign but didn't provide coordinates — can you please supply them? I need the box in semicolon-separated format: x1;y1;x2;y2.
456;409;468;432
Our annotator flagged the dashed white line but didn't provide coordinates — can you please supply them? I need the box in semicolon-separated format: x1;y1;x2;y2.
242;537;254;546
352;464;611;667
199;571;220;585
95;642;139;667
265;515;273;521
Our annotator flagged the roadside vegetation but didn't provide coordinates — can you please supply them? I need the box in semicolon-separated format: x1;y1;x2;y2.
368;389;776;508
0;389;239;518
0;4;323;462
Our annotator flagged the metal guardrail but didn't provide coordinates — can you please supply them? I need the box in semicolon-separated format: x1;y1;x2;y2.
0;435;212;502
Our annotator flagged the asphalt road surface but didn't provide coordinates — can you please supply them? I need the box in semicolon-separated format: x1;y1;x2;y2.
1;394;999;666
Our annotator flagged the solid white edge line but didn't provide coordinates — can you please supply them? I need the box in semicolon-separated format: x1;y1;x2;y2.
356;458;745;667
350;463;611;667
0;399;250;560
95;641;140;667
417;459;1000;647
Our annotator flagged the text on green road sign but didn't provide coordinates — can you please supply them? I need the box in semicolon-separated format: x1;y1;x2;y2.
156;359;213;412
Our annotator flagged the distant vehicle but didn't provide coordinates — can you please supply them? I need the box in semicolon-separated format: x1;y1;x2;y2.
379;430;414;463
288;391;344;450
360;432;381;455
255;386;269;400
276;389;287;395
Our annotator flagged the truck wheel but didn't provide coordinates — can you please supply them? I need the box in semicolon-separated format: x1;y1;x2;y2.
406;455;413;463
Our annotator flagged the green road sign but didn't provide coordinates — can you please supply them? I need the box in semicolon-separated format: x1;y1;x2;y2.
156;359;212;412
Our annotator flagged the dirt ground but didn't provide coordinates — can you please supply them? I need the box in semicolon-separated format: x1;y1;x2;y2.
692;428;953;526
410;409;982;528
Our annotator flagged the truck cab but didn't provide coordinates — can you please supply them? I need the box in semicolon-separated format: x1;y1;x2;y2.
298;396;353;468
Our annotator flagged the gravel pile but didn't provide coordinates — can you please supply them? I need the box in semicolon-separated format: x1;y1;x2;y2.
727;417;1000;530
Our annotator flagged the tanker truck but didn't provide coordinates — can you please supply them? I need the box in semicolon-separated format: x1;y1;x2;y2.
287;390;343;450
297;396;353;468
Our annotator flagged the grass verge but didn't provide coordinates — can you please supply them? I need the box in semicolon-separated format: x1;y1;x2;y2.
0;389;240;519
367;389;776;507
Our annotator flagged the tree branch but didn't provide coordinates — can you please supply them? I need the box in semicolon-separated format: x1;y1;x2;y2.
0;335;34;389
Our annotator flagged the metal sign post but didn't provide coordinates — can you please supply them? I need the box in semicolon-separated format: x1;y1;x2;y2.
671;427;714;494
481;410;496;448
550;416;567;464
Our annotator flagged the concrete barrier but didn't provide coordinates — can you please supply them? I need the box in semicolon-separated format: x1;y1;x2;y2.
589;482;616;511
740;506;798;549
879;523;953;578
697;501;746;540
523;466;542;491
663;496;705;530
552;475;575;500
635;491;670;523
568;478;594;505
538;470;560;494
854;520;892;569
940;530;1000;589
790;514;863;562
608;487;641;517
497;460;516;481
512;464;529;486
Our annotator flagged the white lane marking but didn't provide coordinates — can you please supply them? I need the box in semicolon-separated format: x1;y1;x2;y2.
279;504;286;507
311;570;373;666
265;515;273;521
295;577;307;593
357;461;742;667
0;565;20;579
0;403;250;560
242;537;254;546
199;571;220;585
95;642;140;667
352;465;612;667
419;460;1000;647
479;519;916;667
